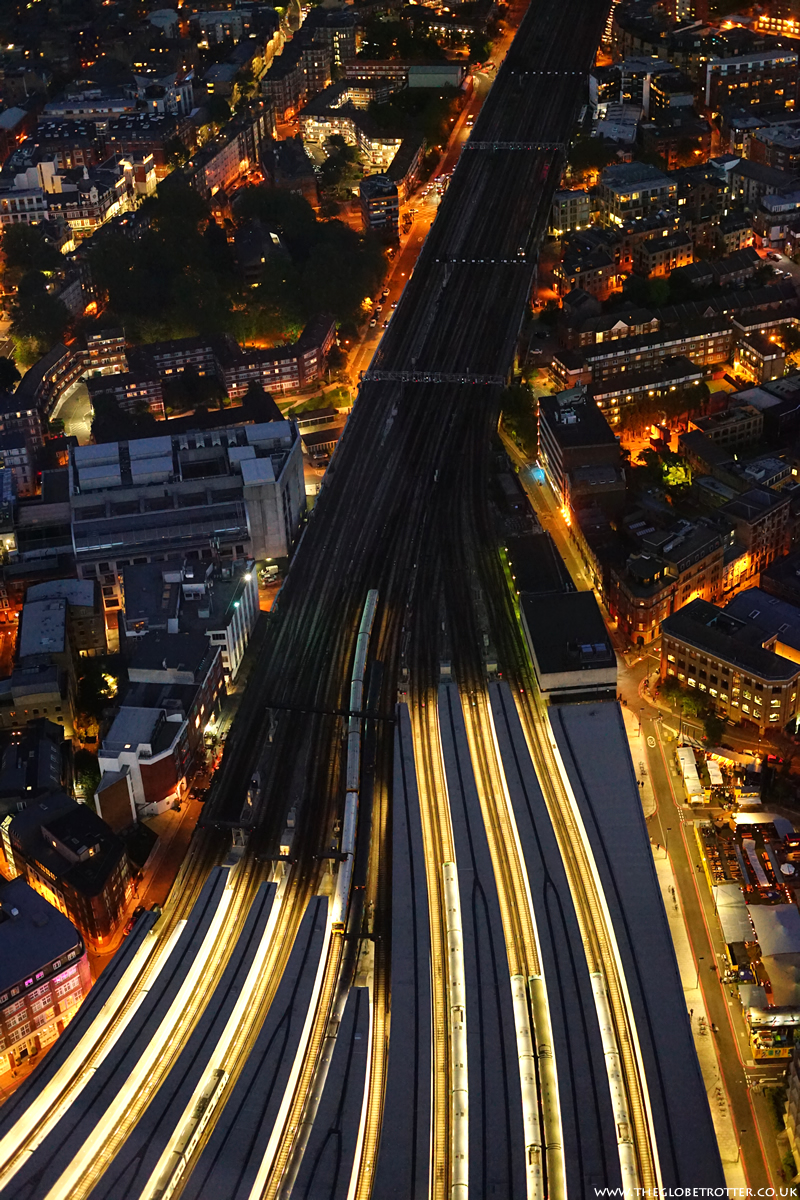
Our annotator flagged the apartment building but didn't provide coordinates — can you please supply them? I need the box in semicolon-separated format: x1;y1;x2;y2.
98;634;224;822
105;113;197;177
69;421;305;614
591;356;704;425
635;230;693;277
729;159;799;211
0;877;91;1074
120;558;259;684
551;189;591;235
719;487;792;577
537;387;621;505
360;174;399;238
185;105;274;200
14;330;126;420
608;521;724;645
597;161;677;226
25;579;106;656
554;246;622;299
717;213;754;254
0;793;131;945
690;404;764;447
705;50;799;112
750;124;800;175
86;370;165;418
0;434;36;498
299;94;404;171
661;597;800;733
552;316;734;385
560;305;660;351
734;333;787;383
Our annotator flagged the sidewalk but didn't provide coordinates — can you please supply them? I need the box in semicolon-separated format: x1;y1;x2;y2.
621;706;657;818
621;705;748;1185
654;848;748;1190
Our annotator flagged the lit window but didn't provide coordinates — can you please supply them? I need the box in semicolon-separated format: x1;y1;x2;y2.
688;678;696;687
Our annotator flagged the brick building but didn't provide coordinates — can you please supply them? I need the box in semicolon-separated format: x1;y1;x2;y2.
0;794;131;945
0;877;91;1074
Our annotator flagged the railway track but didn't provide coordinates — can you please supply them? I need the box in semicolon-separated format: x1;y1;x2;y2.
410;681;455;1200
470;488;662;1192
516;695;659;1193
0;831;225;1197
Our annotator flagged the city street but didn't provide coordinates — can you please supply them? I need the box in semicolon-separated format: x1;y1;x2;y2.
644;716;782;1190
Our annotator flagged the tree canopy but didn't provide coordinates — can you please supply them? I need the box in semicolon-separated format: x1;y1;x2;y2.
92;395;161;444
88;181;386;345
1;223;62;276
0;356;21;393
10;272;70;362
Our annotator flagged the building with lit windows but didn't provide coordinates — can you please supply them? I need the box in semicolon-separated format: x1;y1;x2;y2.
0;877;91;1074
634;230;693;277
97;634;224;822
360;174;399;238
609;522;724;645
719;487;792;578
550;189;591;235
705;50;799;113
597;161;677;226
120;559;259;685
0;793;131;945
661;595;800;733
68;421;306;616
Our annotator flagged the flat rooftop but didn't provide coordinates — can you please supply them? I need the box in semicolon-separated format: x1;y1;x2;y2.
539;391;619;450
550;702;724;1185
26;579;96;608
662;597;800;681
0;877;83;995
520;590;615;677
18;598;67;659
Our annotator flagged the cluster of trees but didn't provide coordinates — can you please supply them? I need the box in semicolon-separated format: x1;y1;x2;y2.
368;87;464;149
91;395;161;444
660;675;726;743
567;135;620;177
619;381;709;437
319;135;363;204
635;446;692;490
0;357;20;393
231;184;386;335
2;224;71;365
501;382;537;458
162;368;227;415
88;182;385;346
357;14;449;62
